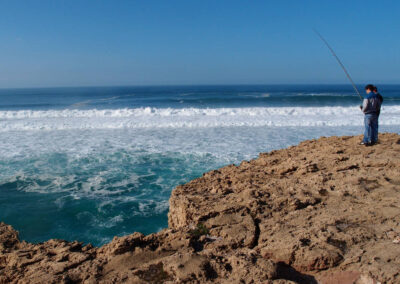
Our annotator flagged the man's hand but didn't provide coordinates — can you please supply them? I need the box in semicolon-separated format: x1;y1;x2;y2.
359;105;363;110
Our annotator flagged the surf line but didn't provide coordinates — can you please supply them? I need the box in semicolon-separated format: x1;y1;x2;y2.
314;29;363;101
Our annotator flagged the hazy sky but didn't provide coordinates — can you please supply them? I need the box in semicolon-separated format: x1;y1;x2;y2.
0;0;399;87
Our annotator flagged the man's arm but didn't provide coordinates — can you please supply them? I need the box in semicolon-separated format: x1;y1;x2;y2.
361;98;368;113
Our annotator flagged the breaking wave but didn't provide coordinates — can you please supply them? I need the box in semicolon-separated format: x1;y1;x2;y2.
1;106;399;131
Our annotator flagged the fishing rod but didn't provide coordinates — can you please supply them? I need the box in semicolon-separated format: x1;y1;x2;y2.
314;29;363;101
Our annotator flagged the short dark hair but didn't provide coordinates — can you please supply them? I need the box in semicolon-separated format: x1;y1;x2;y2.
373;86;378;92
365;84;374;91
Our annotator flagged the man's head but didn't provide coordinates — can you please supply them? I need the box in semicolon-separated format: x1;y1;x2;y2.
365;84;374;94
373;86;378;93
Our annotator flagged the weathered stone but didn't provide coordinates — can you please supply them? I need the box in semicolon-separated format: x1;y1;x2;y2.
0;134;399;283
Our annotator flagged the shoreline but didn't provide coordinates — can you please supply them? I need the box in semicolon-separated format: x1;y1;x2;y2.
1;133;400;283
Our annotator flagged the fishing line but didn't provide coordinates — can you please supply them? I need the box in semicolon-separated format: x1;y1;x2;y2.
314;29;363;101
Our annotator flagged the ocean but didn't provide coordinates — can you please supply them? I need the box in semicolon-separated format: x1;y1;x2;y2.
0;84;399;246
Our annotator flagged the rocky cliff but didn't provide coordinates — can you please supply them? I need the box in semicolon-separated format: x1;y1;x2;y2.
1;133;400;284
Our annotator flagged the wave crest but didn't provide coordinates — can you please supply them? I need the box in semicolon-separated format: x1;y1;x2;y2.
0;106;399;130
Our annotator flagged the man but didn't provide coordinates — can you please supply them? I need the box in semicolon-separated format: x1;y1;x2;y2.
360;84;381;146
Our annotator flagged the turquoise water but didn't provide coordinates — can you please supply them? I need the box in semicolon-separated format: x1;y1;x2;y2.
0;85;399;246
0;128;226;245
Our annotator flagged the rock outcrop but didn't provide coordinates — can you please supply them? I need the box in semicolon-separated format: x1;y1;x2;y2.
1;133;400;283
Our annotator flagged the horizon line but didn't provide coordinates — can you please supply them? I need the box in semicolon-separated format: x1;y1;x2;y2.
1;82;400;90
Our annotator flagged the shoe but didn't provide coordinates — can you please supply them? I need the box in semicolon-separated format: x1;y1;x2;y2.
365;142;374;147
360;142;367;145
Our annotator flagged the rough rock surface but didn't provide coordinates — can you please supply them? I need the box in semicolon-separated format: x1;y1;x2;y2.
1;133;400;284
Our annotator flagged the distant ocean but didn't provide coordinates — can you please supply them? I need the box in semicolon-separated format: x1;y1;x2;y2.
1;85;399;246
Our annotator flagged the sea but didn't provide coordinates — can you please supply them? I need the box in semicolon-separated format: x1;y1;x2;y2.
0;84;399;246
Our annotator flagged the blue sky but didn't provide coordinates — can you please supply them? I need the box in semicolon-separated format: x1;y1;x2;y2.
0;0;399;87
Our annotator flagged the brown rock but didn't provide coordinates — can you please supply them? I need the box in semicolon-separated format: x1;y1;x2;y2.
317;271;379;284
0;222;20;252
1;134;400;283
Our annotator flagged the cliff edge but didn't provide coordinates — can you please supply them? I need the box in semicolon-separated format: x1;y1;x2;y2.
1;133;400;284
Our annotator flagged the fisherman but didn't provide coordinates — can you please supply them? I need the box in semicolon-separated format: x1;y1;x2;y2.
314;31;381;146
360;84;381;146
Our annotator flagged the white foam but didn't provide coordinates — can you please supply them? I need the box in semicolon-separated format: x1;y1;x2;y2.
98;215;124;228
0;106;399;131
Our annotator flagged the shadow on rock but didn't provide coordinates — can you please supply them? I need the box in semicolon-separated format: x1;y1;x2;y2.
275;262;318;284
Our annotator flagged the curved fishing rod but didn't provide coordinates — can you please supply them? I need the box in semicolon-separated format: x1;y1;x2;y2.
314;29;363;101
